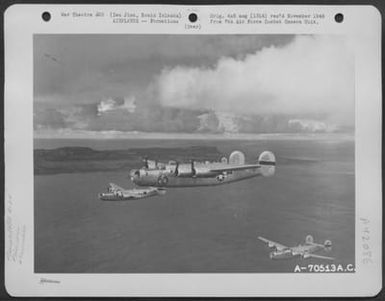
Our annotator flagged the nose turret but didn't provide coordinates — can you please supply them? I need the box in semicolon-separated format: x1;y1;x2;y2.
129;169;140;183
98;192;114;201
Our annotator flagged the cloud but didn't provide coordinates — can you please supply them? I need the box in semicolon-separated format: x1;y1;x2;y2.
34;103;98;130
288;119;337;133
97;96;136;116
34;35;355;135
97;99;116;115
155;35;354;126
198;112;240;134
34;35;294;103
34;107;68;130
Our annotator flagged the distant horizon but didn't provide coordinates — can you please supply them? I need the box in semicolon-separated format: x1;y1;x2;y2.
34;130;354;141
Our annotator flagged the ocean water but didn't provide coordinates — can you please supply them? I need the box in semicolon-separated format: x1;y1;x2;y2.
34;138;355;273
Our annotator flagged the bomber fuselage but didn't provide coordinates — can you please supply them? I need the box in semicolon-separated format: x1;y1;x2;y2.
269;244;324;260
98;188;164;201
129;150;276;188
129;163;262;187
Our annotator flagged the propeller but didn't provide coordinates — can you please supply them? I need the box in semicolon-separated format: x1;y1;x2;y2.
174;161;179;176
142;156;149;169
191;159;196;176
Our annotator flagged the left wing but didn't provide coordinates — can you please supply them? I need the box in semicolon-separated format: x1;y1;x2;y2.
209;164;261;173
304;253;335;260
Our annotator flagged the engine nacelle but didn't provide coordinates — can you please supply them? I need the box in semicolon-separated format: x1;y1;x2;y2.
176;164;194;177
270;249;293;259
147;160;157;169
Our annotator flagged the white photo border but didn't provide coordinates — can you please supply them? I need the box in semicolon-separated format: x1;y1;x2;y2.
4;4;382;297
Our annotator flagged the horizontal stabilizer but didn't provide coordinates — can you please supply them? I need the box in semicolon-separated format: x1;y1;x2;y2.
258;151;276;177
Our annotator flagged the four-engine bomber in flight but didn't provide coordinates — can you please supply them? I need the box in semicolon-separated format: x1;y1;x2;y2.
98;149;336;265
258;235;334;260
129;150;276;187
98;183;166;201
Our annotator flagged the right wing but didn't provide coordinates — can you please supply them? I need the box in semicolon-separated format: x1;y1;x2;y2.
209;164;261;173
258;236;288;251
108;183;124;193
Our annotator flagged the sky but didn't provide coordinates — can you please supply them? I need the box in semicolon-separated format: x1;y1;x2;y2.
34;34;354;137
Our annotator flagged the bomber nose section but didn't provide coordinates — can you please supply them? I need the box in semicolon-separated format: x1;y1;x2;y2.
98;193;110;201
129;169;139;182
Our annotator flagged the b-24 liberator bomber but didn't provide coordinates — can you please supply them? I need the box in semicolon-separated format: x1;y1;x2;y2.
98;183;166;201
258;235;334;260
129;150;276;188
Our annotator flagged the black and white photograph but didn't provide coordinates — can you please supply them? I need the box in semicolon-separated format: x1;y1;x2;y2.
4;4;382;297
34;34;355;273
